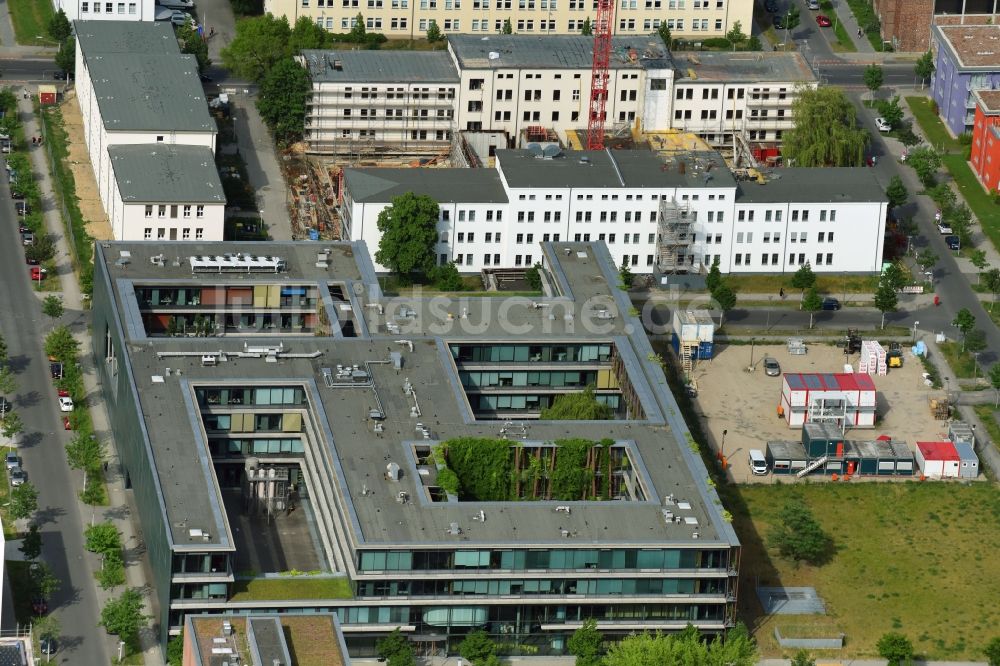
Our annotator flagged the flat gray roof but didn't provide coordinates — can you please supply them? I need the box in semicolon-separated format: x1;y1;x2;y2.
97;240;737;551
87;53;215;133
496;149;738;189
343;168;508;204
735;168;888;204
673;51;816;83
74;20;180;57
301;49;459;83
449;34;673;70
109;145;225;204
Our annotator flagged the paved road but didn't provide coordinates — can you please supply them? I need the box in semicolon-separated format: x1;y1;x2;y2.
0;57;56;83
1;132;109;659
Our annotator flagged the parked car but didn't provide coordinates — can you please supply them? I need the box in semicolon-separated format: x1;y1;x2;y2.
763;357;781;376
58;396;74;412
21;231;34;246
50;362;63;379
875;117;892;132
773;14;785;28
10;189;23;199
157;0;194;8
169;10;195;26
945;235;961;251
52;70;73;81
18;225;30;234
816;14;832;26
38;637;57;657
31;597;48;616
937;222;953;234
15;201;30;216
25;256;39;266
807;0;820;8
9;468;26;486
30;266;47;281
5;452;19;471
57;388;70;398
765;0;779;11
821;297;842;311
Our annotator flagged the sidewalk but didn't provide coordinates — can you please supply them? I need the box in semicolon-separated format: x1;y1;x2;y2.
830;0;876;54
22;98;163;664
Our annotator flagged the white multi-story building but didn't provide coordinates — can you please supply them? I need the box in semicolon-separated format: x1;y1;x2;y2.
340;148;888;274
105;145;226;241
75;21;221;240
669;50;817;147
302;36;813;155
56;0;155;22
264;0;751;41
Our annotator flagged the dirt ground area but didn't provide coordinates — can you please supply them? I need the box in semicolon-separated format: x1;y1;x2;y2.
690;342;948;482
59;91;112;240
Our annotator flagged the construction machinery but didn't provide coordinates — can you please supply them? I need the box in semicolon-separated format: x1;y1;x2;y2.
839;328;862;355
586;0;614;149
887;341;903;368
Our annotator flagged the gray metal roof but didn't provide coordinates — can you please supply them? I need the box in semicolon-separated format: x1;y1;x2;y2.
449;34;673;70
301;49;459;83
343;168;508;204
736;168;889;204
87;53;215;133
496;149;737;189
247;617;293;666
672;51;816;83
74;19;180;57
108;145;225;204
97;240;737;550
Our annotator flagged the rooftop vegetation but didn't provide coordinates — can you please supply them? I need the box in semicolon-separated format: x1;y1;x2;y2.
434;437;629;501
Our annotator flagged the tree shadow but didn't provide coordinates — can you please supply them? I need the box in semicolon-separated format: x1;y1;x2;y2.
6;354;31;374
20;431;44;449
15;390;41;408
34;505;67;527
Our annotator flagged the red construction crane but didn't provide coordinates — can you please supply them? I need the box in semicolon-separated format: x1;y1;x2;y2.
586;0;615;150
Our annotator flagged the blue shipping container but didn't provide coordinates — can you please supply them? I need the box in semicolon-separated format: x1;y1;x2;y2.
697;341;714;359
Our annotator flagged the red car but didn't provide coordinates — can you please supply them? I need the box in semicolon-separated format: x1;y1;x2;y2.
29;266;46;280
816;14;832;26
57;388;70;398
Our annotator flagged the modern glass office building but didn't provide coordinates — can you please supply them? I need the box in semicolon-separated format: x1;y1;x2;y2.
92;240;739;657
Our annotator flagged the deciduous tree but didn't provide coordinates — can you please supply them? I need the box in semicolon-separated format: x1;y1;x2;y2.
257;58;311;144
876;96;904;128
801;287;822;329
55;38;76;76
791;649;816;666
952;308;975;351
459;630;498;665
85;521;122;555
430;262;463;291
376;628;415;666
985;268;1000;311
176;23;210;72
10;481;38;521
374;193;440;280
42;295;64;319
907;145;942;187
877;632;914;666
657;22;671;49
289;15;332;50
785;87;868;167
790;262;817;301
540;388;613;420
713;282;737;328
885;175;908;208
915;50;935;86
221;15;292;82
874;279;897;329
100;588;148;644
2;411;23;438
970;250;988;283
863;64;883;100
768;498;832;565
619;257;634;289
725;20;746;45
568;618;603;666
881;263;907;291
47;10;72;42
44;326;79;362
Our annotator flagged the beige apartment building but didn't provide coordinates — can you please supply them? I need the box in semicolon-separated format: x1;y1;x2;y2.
264;0;751;41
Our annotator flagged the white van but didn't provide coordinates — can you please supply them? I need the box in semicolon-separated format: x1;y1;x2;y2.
748;449;768;475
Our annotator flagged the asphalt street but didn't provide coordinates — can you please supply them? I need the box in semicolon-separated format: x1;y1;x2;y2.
0;57;57;83
1;137;109;659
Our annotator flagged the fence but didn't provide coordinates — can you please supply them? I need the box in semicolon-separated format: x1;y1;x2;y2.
774;627;845;650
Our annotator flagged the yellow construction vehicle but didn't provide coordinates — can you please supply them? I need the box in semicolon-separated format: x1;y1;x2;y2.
887;342;903;368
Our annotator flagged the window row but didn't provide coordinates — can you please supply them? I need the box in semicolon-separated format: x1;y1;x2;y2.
475;392;621;413
196;387;307;407
356;576;726;597
80;1;137;13
207;437;306;457
732;253;835;266
201;412;303;434
142;227;204;240
460;369;615;390
357;547;729;572
144;204;205;219
451;343;614;363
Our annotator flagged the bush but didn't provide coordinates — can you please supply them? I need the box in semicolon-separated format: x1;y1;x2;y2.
700;37;732;49
877;632;914;666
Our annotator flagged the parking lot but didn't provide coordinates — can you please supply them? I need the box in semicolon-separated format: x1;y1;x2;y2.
689;341;948;482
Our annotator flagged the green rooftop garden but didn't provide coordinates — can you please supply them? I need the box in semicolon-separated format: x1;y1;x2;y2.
230;575;353;602
434;437;634;502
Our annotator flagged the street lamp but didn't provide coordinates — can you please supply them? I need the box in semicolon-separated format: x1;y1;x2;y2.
720;428;728;464
748;337;756;371
912;320;919;342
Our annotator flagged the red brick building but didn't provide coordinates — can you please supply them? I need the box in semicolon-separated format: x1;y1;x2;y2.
873;0;1000;53
970;89;1000;192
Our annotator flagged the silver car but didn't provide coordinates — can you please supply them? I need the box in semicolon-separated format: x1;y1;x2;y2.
763;357;781;377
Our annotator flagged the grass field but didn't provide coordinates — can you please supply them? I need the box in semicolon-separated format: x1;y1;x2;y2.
7;0;55;45
973;405;1000;450
824;11;858;53
731;482;1000;659
941;153;1000;253
937;340;980;379
906;97;961;152
229;576;353;601
724;273;879;295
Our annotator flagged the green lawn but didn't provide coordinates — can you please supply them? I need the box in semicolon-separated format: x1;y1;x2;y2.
5;560;35;624
973;405;1000;450
7;0;55;45
982;300;1000;326
825;11;858;53
723;273;878;294
841;0;888;51
229;576;353;601
380;38;448;51
937;340;980;379
941;153;1000;253
0;464;20;540
732;483;1000;659
906;96;961;152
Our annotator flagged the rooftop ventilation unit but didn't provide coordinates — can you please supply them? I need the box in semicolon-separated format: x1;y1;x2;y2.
448;522;462;535
189;254;286;274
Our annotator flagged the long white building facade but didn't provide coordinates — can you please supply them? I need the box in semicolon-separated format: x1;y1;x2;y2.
340;148;888;275
55;0;155;22
302;36;815;155
75;21;223;241
266;0;752;41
